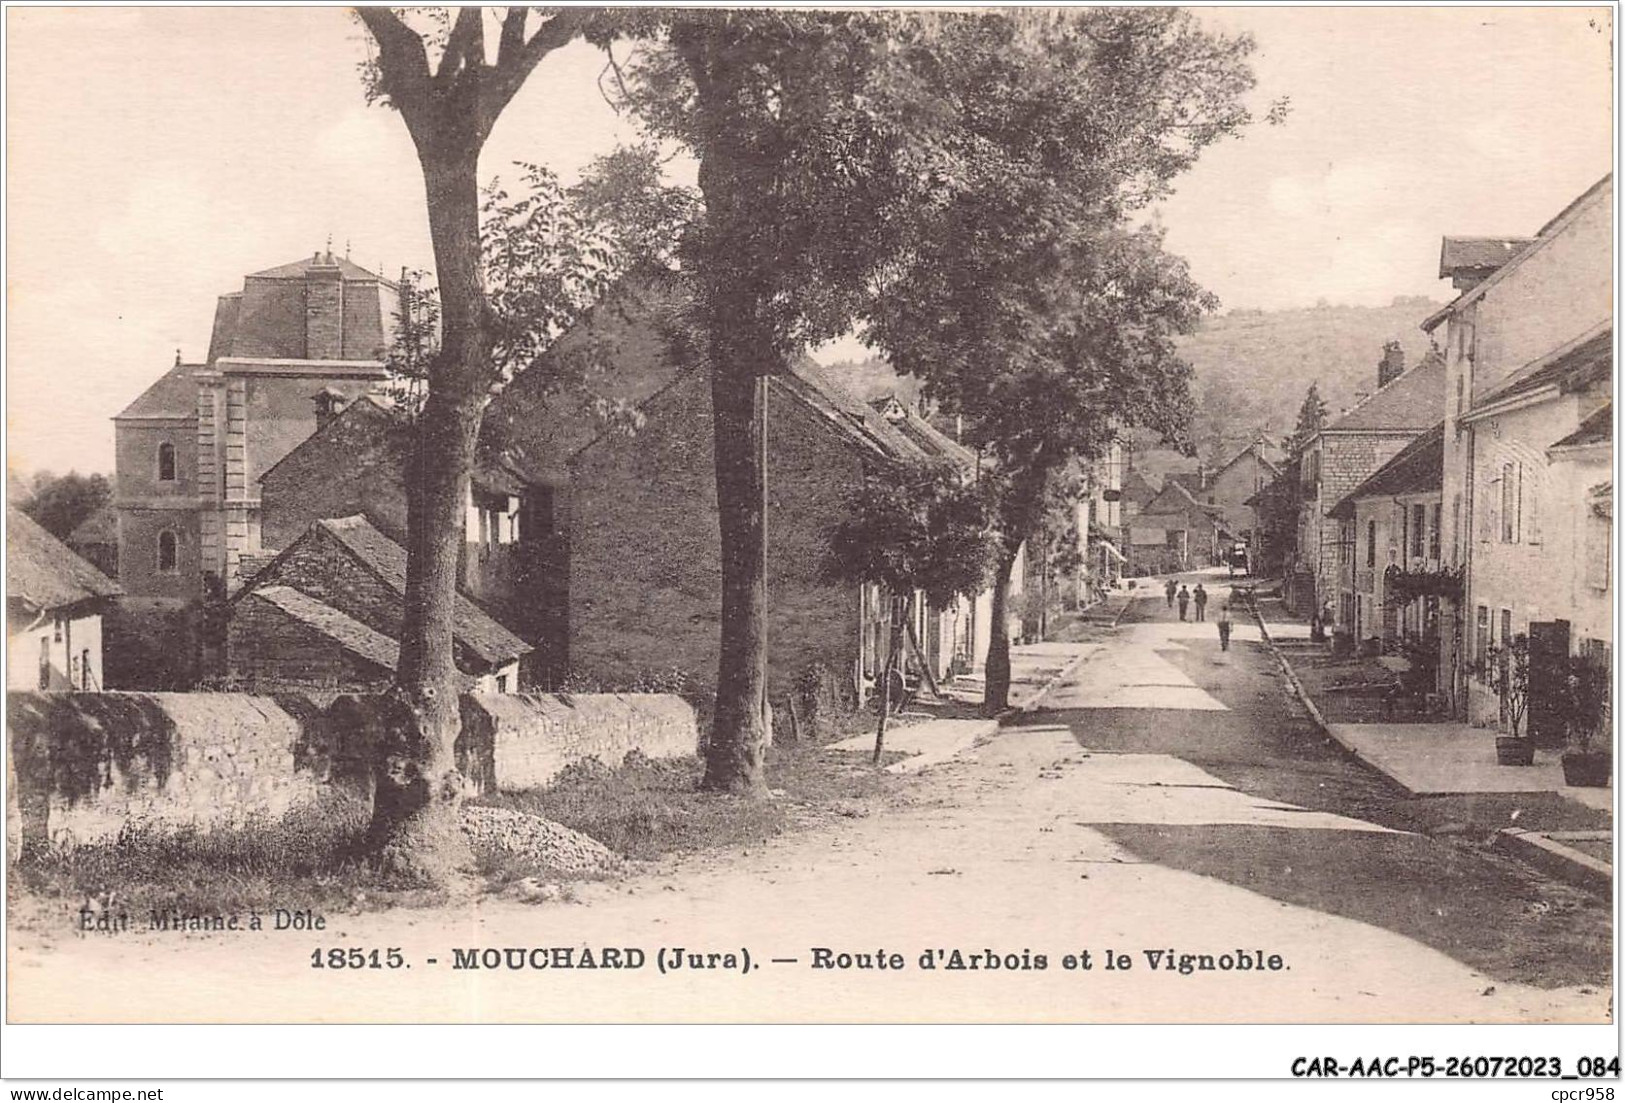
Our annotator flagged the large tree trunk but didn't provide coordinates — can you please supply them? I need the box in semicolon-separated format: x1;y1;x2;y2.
983;550;1018;714
705;363;771;795
370;147;490;883
983;460;1050;714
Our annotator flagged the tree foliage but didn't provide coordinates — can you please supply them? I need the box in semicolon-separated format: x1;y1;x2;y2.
827;461;1000;610
17;471;112;541
1286;382;1329;456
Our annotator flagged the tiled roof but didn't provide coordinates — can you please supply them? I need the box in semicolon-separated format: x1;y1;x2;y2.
254;394;406;487
248;585;400;671
868;398;979;472
7;507;122;613
1120;467;1160;506
1439;236;1535;278
1325;351;1445;433
1548;403;1612;454
114;362;200;421
1328;423;1444;519
1475;327;1611;410
248;255;387;282
316;515;531;666
778;360;937;465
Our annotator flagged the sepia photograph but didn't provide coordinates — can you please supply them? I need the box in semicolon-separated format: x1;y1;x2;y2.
2;1;1617;1086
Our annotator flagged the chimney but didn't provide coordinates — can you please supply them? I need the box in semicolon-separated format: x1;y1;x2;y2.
1378;340;1405;388
313;386;346;429
305;250;345;359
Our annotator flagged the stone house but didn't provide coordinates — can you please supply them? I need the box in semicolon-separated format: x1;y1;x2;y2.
1200;441;1283;571
1326;423;1444;649
567;360;980;702
1422;174;1613;727
227;514;529;694
1294;349;1445;625
110;250;396;684
7;507;123;691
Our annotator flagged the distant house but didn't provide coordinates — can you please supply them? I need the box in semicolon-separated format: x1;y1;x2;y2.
1423;174;1612;729
1326;423;1445;647
227;515;530;694
1125;477;1228;575
7;507;123;691
1200;440;1284;570
568;360;983;701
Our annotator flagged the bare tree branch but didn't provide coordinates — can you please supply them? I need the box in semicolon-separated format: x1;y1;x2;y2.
481;9;587;129
439;6;487;82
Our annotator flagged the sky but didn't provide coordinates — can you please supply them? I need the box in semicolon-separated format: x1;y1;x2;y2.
5;6;1615;476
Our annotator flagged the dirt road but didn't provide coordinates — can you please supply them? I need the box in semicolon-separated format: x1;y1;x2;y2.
8;578;1610;1024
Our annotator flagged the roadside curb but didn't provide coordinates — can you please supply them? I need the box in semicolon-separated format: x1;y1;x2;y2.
1494;828;1612;897
1250;605;1418;797
1250;605;1334;736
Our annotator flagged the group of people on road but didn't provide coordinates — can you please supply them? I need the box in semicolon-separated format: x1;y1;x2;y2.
1163;576;1234;651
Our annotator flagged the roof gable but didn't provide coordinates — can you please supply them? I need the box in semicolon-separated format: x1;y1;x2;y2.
313;516;530;666
255;394;406;487
248;255;389;283
7;507;123;612
248;585;400;671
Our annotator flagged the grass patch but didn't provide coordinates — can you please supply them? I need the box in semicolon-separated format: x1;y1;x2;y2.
478;741;902;863
8;794;447;925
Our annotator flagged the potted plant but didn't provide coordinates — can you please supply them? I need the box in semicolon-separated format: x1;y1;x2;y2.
1484;635;1533;766
1560;655;1611;787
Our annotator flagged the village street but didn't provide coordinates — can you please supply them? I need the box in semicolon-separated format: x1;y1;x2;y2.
9;572;1609;1026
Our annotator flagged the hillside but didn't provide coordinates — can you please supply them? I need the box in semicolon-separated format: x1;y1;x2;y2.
1176;296;1444;465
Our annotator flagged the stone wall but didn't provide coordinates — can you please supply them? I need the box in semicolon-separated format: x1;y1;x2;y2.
458;692;699;795
6;691;343;853
6;690;696;854
569;374;864;698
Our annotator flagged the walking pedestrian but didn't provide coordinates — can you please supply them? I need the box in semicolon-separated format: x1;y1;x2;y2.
1176;584;1190;622
1164;578;1177;608
1193;583;1208;622
1217;603;1233;651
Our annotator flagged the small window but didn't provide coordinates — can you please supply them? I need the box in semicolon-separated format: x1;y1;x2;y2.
1429;504;1441;560
157;530;178;573
496;674;509;693
38;636;50;691
1586;501;1611;591
1366;521;1377;568
1411;504;1426;559
1475;605;1489;664
157;442;177;482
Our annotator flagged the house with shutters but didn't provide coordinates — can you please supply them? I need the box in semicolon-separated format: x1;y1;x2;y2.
1326;422;1445;650
1421;174;1613;730
1292;346;1446;626
7;507;123;691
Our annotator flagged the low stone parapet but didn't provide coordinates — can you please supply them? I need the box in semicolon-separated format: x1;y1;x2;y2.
6;690;700;854
459;692;699;794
